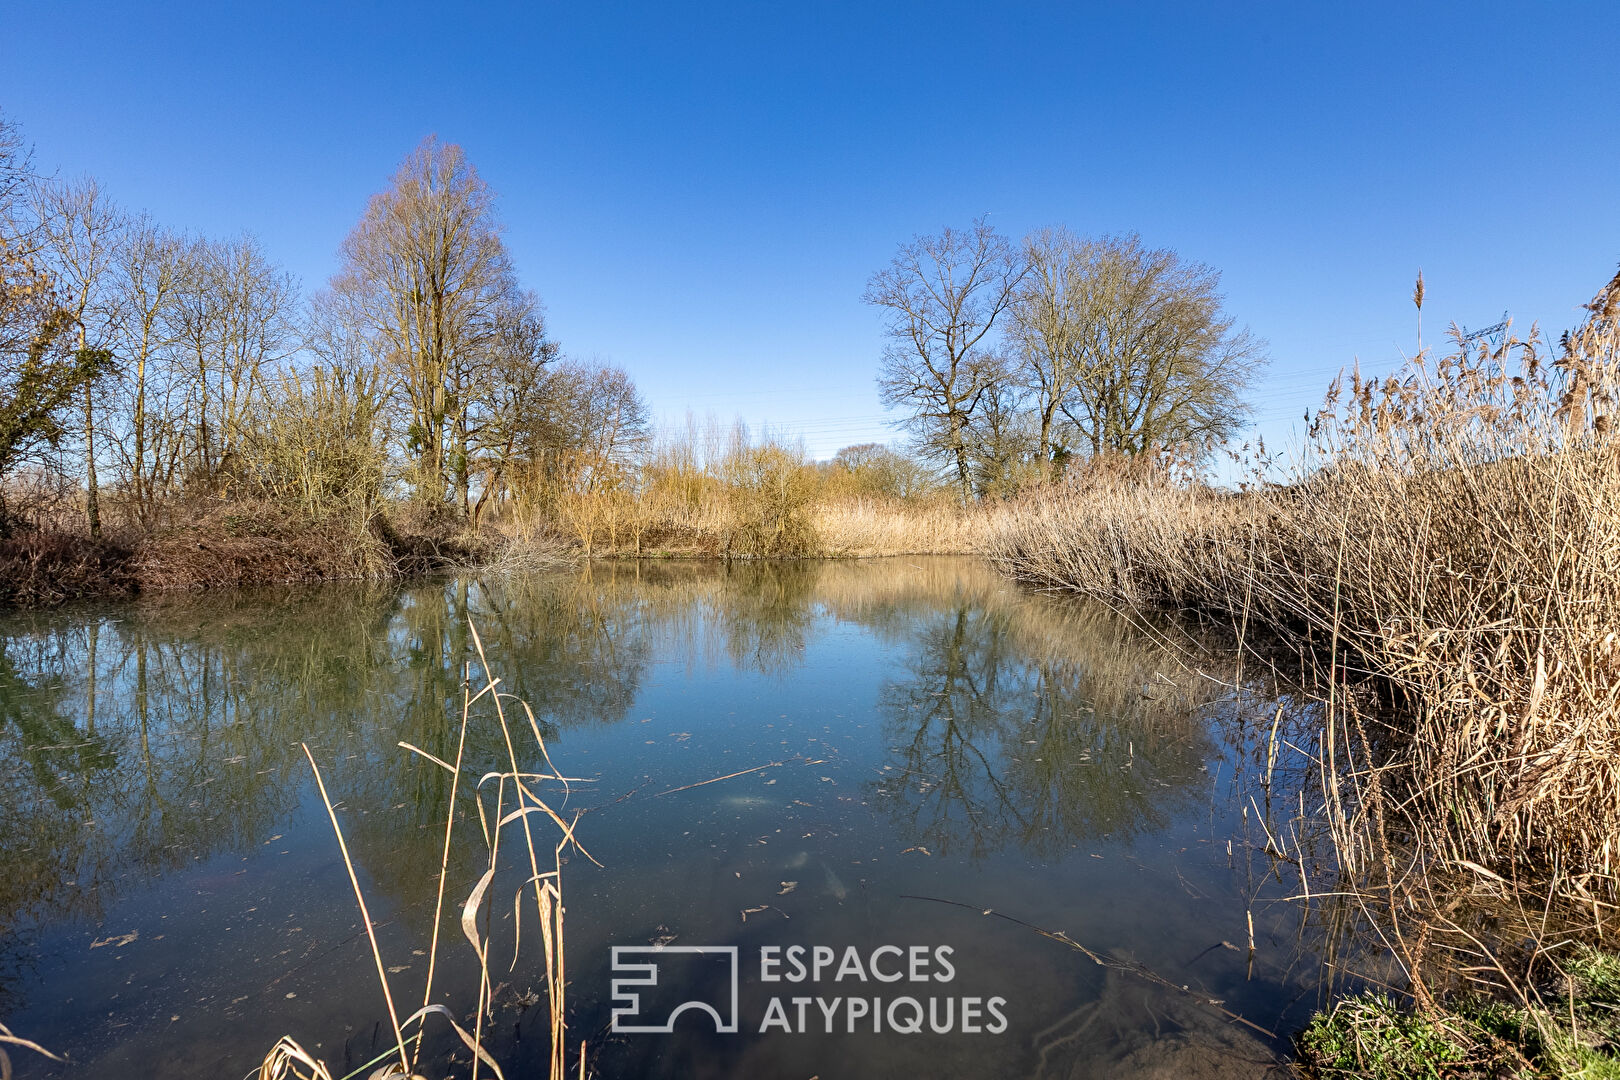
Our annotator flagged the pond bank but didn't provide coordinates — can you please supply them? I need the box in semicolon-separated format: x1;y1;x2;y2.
0;498;992;609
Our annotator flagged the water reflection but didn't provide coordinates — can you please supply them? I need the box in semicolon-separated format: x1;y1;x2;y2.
868;593;1212;859
0;558;1278;1078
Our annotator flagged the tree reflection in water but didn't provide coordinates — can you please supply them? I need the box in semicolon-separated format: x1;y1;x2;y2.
0;557;1233;1055
811;561;1219;859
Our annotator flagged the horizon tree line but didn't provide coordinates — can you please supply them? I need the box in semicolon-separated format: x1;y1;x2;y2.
3;108;1271;543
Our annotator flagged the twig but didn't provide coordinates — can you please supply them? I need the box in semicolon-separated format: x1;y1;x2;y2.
652;760;786;797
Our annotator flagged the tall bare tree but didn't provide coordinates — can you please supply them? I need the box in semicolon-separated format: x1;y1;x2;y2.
1;180;114;529
490;357;647;521
33;177;125;533
464;287;556;525
332;136;516;511
107;219;184;519
865;217;1026;503
0;113;114;531
1014;232;1266;462
0;110;33;245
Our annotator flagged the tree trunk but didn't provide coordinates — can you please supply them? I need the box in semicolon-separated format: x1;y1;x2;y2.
953;442;973;506
79;328;101;537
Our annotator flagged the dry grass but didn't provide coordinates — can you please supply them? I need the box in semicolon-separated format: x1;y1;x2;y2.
258;621;590;1080
812;496;991;556
498;492;995;562
490;418;992;561
0;491;996;608
987;267;1620;893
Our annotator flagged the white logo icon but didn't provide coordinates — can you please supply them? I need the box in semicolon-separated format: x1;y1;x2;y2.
611;945;740;1034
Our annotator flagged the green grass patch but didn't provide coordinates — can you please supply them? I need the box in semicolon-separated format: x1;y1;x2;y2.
1297;947;1620;1080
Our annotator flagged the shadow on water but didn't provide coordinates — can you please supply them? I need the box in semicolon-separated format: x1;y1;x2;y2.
0;558;1314;1078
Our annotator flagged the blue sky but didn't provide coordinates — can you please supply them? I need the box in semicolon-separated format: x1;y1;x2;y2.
5;1;1617;461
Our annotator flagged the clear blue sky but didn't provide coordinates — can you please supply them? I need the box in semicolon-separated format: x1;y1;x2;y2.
5;1;1617;460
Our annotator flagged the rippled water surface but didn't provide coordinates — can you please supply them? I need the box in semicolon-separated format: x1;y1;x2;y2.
0;558;1319;1078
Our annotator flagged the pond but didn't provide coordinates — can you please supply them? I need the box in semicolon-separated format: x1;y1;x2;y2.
0;557;1322;1079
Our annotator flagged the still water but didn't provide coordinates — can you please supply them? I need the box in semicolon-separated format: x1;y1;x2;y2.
0;558;1318;1078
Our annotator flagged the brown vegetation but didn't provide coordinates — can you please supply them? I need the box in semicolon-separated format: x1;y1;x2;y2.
986;268;1620;895
0;529;134;606
483;419;992;563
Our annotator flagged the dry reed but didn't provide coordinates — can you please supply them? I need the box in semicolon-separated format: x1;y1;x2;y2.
812;496;990;556
986;267;1620;894
257;619;590;1080
0;1020;61;1079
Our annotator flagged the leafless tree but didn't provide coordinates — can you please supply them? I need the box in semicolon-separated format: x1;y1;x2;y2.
105;219;185;520
243;300;387;519
168;235;298;491
1013;231;1266;463
827;442;934;499
496;358;648;513
33;177;126;533
0;110;34;244
865;217;1026;503
1;134;116;530
1007;226;1083;473
331;136;517;511
464;287;558;525
0;115;115;530
964;379;1041;495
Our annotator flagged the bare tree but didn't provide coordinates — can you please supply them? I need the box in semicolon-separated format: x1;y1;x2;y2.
0;114;115;531
865;217;1025;503
827;442;934;499
0;110;33;245
106;219;184;520
33;177;125;533
169;235;298;491
964;379;1041;495
1;187;114;530
496;358;648;513
465;287;558;526
1007;226;1083;473
331;136;516;511
1015;232;1266;462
